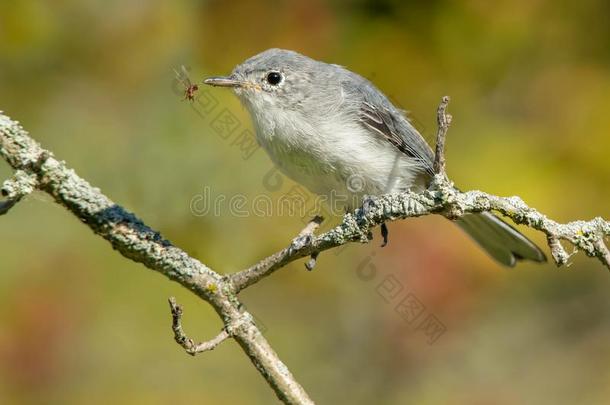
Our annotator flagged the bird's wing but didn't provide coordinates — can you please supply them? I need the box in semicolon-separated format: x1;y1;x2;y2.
352;81;435;176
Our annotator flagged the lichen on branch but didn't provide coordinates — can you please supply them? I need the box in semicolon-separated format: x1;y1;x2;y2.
1;97;608;405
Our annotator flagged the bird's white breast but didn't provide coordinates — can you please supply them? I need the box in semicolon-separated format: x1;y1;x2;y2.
249;106;422;211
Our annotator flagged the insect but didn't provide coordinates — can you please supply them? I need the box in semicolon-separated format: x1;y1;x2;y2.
174;65;200;102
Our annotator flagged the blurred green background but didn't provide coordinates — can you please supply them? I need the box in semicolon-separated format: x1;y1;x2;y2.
1;1;610;404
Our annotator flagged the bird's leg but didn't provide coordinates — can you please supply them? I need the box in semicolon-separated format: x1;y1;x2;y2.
380;223;389;247
362;194;378;217
361;195;388;247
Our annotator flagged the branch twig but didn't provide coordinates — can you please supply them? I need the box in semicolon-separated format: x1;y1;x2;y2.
295;215;323;271
433;95;452;175
168;297;229;355
0;170;38;215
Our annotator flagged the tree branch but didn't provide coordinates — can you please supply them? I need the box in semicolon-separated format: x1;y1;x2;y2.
1;96;609;404
0;112;314;405
229;179;610;292
168;297;230;355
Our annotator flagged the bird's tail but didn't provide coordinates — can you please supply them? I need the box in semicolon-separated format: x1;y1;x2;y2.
456;212;546;266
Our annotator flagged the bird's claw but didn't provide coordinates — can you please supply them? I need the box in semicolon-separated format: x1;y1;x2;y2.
362;196;388;247
305;252;320;271
290;233;313;253
362;195;378;217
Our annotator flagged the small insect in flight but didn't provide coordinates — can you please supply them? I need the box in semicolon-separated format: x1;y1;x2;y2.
174;65;200;102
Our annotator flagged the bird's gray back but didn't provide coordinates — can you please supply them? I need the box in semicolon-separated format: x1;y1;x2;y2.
334;65;436;176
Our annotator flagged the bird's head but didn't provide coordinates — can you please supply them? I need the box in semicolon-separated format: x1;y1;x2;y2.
204;48;338;119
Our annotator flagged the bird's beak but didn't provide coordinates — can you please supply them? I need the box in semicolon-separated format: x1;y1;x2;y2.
203;76;244;88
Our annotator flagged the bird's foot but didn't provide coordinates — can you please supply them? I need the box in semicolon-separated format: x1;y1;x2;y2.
304;251;320;271
289;216;324;270
380;223;389;247
362;196;387;247
362;195;378;217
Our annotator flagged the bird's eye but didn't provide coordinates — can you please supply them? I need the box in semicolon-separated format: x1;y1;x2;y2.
266;71;283;86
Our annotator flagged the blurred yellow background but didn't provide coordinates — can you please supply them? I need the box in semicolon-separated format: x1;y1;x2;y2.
1;1;610;404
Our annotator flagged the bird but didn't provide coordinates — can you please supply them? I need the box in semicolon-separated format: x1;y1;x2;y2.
203;48;546;266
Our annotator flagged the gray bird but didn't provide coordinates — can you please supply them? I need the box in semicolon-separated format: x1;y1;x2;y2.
204;48;546;266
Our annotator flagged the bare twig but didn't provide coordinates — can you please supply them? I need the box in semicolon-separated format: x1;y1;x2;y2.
168;297;229;355
298;215;324;238
433;95;452;176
